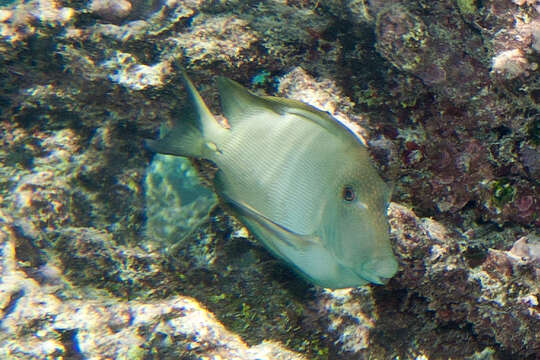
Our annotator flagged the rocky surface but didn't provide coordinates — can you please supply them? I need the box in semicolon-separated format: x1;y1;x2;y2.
0;0;538;359
0;211;303;359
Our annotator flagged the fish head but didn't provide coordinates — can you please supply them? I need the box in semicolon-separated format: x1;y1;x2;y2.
322;150;398;285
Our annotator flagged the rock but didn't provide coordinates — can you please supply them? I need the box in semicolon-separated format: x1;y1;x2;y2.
89;0;132;22
0;214;303;359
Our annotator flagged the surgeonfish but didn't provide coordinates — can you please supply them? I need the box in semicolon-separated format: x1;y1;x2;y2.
146;70;398;289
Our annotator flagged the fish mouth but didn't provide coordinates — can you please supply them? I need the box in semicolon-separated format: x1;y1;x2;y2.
357;272;391;285
356;257;398;285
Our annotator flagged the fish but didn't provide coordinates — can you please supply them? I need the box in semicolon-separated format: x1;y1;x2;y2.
146;70;398;289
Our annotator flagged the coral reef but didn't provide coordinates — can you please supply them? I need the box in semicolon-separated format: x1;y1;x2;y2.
0;213;304;359
0;0;538;358
145;154;217;247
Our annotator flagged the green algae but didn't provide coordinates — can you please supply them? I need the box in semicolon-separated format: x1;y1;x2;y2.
203;282;330;359
491;179;516;206
457;0;477;15
251;70;271;86
528;118;540;145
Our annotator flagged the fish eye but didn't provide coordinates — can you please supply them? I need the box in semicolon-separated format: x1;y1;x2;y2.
342;185;355;202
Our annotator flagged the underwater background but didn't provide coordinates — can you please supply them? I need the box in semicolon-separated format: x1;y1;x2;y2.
0;0;538;359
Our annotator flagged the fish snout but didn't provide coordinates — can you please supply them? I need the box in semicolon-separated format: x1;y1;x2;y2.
358;256;398;285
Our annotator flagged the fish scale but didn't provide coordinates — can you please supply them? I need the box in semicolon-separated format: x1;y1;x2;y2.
217;113;331;235
146;70;398;289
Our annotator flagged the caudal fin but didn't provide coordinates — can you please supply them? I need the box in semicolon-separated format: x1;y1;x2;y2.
145;121;204;158
145;69;226;159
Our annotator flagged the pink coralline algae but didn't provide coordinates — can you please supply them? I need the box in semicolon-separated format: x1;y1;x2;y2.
368;0;539;229
521;144;540;178
511;192;539;226
386;204;539;358
375;4;489;102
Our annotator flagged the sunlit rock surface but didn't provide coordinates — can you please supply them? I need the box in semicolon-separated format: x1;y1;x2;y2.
0;214;303;359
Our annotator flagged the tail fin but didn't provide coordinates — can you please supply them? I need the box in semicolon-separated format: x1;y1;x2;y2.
145;69;225;159
145;121;204;158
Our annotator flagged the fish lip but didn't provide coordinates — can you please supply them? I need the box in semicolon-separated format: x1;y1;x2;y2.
359;273;387;285
356;257;398;285
352;268;385;285
374;276;392;285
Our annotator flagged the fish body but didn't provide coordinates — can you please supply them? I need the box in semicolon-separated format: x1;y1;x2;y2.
147;70;398;289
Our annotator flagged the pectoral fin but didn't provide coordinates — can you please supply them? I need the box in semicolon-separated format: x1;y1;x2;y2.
223;196;318;251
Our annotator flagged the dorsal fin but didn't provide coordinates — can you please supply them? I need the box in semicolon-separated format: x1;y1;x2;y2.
218;77;362;145
217;77;280;127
